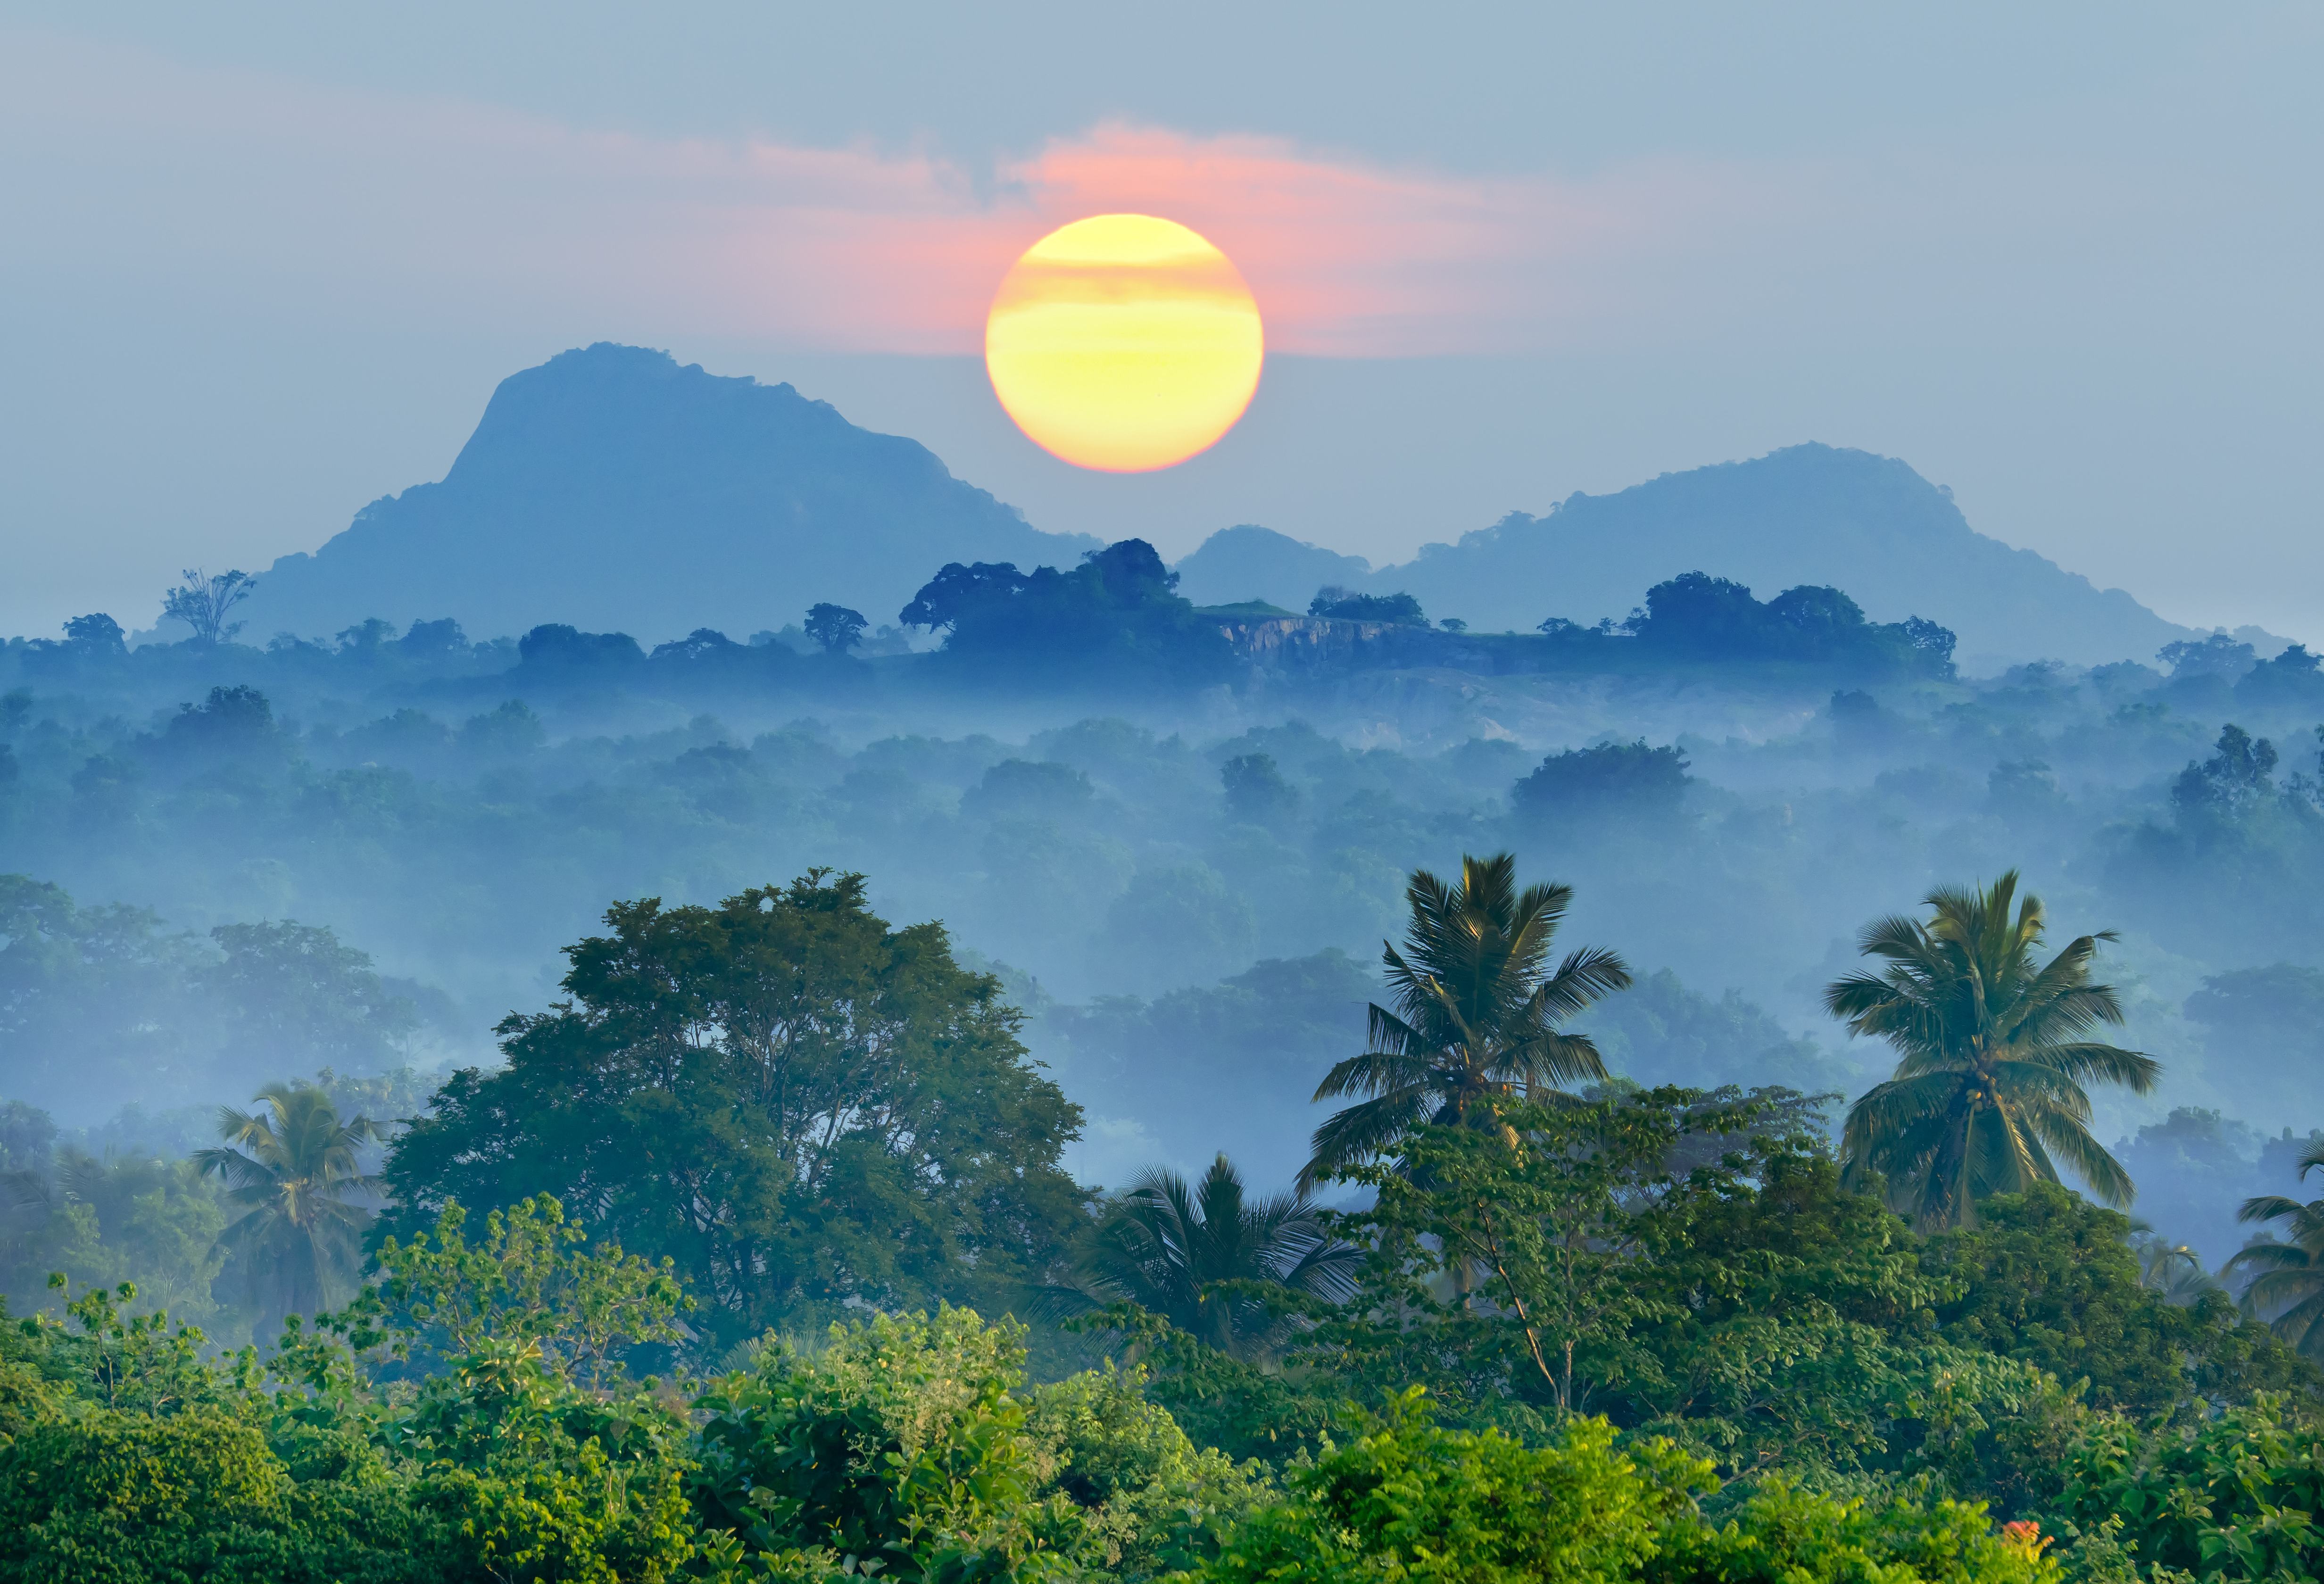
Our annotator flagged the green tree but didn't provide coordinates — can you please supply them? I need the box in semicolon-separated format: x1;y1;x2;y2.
1049;1154;1357;1362
1303;853;1630;1189
195;1082;381;1326
2225;1134;2324;1359
1321;1088;1760;1422
1927;1183;2312;1418
2056;1393;2324;1582
1199;1389;1705;1584
381;871;1089;1349
1831;872;2159;1230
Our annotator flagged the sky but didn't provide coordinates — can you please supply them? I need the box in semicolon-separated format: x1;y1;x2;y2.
1;2;2319;642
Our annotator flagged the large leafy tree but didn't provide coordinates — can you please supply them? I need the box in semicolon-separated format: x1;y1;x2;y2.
1831;871;2160;1230
195;1081;381;1325
1301;852;1629;1189
1049;1154;1357;1362
380;871;1089;1348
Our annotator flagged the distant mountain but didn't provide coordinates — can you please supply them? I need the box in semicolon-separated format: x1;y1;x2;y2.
1173;445;2192;669
1174;525;1374;612
237;344;1097;644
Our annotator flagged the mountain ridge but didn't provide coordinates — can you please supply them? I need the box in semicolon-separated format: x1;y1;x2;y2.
1173;444;2192;669
235;344;1098;645
234;344;2193;670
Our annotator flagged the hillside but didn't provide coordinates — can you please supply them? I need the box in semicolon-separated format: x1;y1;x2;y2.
236;344;1097;644
1173;444;2191;669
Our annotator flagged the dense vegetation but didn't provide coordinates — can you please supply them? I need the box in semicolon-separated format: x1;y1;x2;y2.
7;857;2324;1582
12;554;2324;1576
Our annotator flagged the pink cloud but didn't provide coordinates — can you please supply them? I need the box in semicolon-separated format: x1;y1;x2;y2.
0;29;1795;358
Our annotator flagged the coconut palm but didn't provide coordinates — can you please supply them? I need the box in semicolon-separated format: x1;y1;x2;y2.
1301;852;1630;1191
1047;1154;1358;1361
2225;1138;2324;1357
195;1082;381;1324
2133;1231;2219;1306
1831;871;2159;1231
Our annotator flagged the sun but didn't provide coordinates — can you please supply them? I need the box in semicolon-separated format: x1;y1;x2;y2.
984;214;1264;473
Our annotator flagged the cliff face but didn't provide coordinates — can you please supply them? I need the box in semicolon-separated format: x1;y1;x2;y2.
237;344;1096;645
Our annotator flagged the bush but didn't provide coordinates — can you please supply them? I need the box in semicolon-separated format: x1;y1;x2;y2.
1198;1392;1703;1584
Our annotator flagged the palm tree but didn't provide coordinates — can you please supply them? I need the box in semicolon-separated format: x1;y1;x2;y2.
195;1082;381;1324
1048;1154;1358;1361
1831;872;2160;1231
1302;852;1630;1191
2132;1230;2219;1306
2225;1138;2324;1358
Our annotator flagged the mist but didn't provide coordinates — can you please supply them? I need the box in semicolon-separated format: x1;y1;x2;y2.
6;549;2319;1325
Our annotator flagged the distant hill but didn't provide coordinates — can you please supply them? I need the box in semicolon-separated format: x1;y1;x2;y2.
236;344;1097;645
1172;445;2192;669
1173;524;1374;612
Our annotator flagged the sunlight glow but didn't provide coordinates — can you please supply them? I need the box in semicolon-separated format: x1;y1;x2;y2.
984;214;1264;473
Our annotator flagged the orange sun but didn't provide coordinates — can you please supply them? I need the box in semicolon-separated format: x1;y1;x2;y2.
984;214;1265;473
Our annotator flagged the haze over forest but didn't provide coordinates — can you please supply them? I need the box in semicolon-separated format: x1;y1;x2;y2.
8;341;2323;1274
14;8;2324;1578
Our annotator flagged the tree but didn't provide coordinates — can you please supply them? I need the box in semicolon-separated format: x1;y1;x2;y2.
1831;872;2160;1231
60;613;126;657
1308;588;1427;625
2226;1135;2324;1360
803;602;870;653
1052;1154;1357;1362
1303;853;1630;1190
381;871;1089;1347
197;919;419;1078
194;1081;381;1325
159;567;256;644
1510;740;1691;823
901;540;1232;689
1220;752;1297;823
2171;722;2280;821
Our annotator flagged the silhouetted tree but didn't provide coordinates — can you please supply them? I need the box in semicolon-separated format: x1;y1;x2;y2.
804;603;870;654
1512;741;1691;823
160;569;256;645
60;614;125;657
1309;588;1427;625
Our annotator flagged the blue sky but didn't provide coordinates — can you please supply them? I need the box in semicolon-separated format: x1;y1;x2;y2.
1;2;2318;641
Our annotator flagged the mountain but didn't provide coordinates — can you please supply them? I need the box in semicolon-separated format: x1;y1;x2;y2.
237;344;1097;644
1173;524;1374;611
1172;445;2191;670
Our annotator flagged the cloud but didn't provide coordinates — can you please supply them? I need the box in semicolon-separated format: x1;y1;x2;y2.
0;28;1794;359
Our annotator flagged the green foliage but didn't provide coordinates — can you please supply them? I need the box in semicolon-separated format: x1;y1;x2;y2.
2055;1393;2324;1583
367;1196;691;1388
0;1152;227;1326
1023;1363;1267;1579
693;1306;1264;1584
1833;872;2159;1230
1198;1392;1705;1584
1928;1184;2316;1417
196;1082;382;1328
1048;1155;1355;1363
1651;1480;2059;1584
382;871;1089;1350
1304;851;1630;1189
